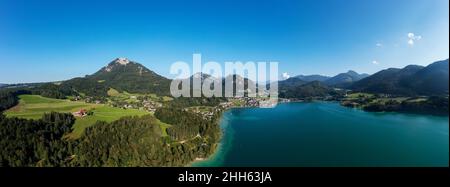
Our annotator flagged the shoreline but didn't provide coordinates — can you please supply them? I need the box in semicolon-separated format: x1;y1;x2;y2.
186;108;230;167
187;100;307;167
187;142;223;167
186;100;350;167
186;98;449;167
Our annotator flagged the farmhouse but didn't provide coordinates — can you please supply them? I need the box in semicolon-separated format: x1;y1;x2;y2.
73;109;87;117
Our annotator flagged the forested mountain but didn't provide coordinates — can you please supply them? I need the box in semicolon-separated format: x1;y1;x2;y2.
2;58;448;100
294;74;330;82
278;77;307;88
351;59;449;96
403;59;449;95
167;73;224;108
288;71;368;87
324;70;369;88
168;73;259;107
0;58;172;99
176;73;258;96
223;74;258;97
61;58;171;97
279;80;340;99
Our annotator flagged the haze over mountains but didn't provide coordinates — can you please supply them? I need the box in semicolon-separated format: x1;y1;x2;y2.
294;75;330;82
279;69;370;98
293;71;370;87
324;71;370;87
278;59;448;98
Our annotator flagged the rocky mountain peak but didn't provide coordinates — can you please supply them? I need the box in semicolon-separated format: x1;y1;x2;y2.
114;57;130;65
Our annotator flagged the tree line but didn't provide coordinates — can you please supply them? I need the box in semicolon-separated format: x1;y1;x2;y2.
0;112;75;167
0;108;221;167
0;89;31;111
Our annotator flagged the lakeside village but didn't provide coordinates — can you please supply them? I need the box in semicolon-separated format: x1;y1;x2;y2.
69;86;449;120
69;92;286;120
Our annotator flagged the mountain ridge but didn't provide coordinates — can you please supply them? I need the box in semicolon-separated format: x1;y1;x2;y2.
324;70;370;88
351;59;448;95
294;74;330;82
61;58;171;97
2;58;448;98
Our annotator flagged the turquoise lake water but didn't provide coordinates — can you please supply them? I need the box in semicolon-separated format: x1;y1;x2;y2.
193;102;449;167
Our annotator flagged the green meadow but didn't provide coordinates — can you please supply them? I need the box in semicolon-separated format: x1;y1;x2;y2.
5;95;97;119
107;88;173;103
4;95;158;139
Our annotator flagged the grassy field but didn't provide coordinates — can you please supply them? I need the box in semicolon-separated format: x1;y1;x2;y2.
107;87;173;103
347;92;375;99
107;87;120;96
345;92;411;103
5;95;97;119
157;120;171;137
5;95;151;139
69;106;149;139
372;97;409;104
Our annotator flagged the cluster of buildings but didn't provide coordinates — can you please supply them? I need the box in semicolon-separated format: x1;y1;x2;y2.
117;99;163;112
142;100;162;112
227;97;280;108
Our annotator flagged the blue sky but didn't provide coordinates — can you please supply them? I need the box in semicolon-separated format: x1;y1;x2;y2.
0;0;448;83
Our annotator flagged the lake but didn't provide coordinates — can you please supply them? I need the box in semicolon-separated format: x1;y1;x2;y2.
193;102;449;167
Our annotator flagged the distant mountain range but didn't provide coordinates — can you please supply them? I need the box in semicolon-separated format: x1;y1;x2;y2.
293;71;369;88
60;58;256;98
324;70;370;87
294;75;330;82
351;59;449;95
279;80;337;99
279;70;370;98
0;83;7;88
279;59;449;98
183;72;257;97
1;58;448;99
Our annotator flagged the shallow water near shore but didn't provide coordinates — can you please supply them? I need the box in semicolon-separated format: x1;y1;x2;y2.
193;102;449;167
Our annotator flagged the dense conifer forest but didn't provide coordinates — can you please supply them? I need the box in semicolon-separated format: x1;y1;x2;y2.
0;110;220;167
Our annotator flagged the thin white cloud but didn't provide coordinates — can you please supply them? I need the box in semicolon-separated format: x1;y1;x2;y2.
372;60;379;65
282;72;290;80
407;32;422;46
376;43;382;47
